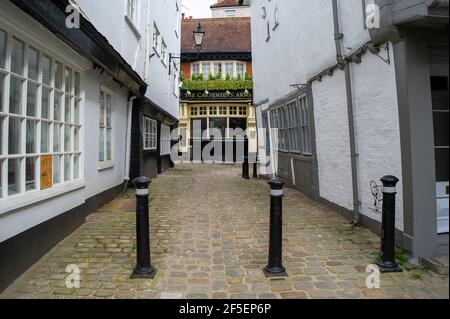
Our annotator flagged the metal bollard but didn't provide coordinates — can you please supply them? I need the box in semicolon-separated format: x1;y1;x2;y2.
242;136;250;179
253;161;258;179
131;177;157;279
264;178;288;277
377;175;403;273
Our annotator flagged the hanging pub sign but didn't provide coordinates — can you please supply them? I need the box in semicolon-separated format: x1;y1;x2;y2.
180;90;253;101
40;155;53;190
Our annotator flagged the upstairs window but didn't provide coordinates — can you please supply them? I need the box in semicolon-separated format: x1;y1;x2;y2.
225;10;237;17
127;0;137;25
153;24;160;54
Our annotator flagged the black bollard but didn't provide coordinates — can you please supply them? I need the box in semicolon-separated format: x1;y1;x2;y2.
264;178;288;277
243;136;250;179
253;161;258;179
377;175;403;273
131;177;157;279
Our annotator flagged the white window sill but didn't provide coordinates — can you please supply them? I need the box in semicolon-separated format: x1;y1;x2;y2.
98;162;114;171
124;16;141;40
143;147;157;152
0;180;86;216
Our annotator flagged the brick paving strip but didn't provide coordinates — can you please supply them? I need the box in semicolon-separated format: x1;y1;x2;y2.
1;164;448;299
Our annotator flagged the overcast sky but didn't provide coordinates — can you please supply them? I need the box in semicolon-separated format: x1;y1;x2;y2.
182;0;217;18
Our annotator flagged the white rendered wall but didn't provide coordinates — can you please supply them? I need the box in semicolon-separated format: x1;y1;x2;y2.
351;42;404;231
0;1;130;241
77;0;181;119
211;6;251;18
312;71;354;211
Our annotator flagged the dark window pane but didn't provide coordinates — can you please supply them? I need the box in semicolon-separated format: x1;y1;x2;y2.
435;148;449;182
41;88;50;119
26;157;36;191
27;82;38;117
42;55;52;85
431;76;449;111
11;37;25;75
209;118;227;138
8;117;21;154
8;158;20;195
434;112;449;147
0;29;6;69
191;118;207;139
9;77;23;114
28;47;39;81
26;120;37;154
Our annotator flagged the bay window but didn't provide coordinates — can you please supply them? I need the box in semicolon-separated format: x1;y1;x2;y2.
0;27;83;200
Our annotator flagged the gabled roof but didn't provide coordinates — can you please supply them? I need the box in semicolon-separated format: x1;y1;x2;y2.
210;0;249;9
181;17;251;53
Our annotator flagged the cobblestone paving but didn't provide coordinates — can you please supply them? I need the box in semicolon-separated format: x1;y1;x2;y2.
1;164;448;299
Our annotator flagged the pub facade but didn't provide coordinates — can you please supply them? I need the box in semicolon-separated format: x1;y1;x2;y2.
178;15;256;162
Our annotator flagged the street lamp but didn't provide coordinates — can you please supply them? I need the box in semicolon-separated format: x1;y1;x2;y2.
169;22;206;75
193;23;205;49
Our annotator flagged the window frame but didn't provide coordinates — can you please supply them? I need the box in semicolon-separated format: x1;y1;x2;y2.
0;25;84;204
143;116;157;151
98;85;114;170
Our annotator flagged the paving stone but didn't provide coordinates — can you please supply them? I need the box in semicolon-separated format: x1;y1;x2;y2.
1;164;447;300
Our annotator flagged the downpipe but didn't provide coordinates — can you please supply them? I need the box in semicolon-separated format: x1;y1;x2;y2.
123;95;136;193
332;0;360;226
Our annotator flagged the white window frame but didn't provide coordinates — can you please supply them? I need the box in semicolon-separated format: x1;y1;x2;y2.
98;86;114;170
225;10;237;17
143;116;157;151
160;124;171;156
152;23;161;55
0;25;84;208
191;61;247;80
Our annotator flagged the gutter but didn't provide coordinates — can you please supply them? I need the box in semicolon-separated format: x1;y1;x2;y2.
332;0;360;225
123;95;136;192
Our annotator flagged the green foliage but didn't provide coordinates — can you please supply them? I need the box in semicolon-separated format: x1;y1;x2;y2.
237;74;242;81
245;72;252;81
215;72;222;80
181;79;253;91
198;73;204;81
225;73;231;81
191;73;197;81
208;73;215;81
180;72;186;82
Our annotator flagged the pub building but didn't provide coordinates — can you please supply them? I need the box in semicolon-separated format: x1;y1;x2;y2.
178;14;257;162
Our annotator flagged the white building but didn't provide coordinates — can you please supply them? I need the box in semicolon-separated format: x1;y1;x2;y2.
211;0;251;18
251;0;448;258
0;0;180;292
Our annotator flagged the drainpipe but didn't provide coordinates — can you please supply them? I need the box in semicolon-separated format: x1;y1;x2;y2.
123;95;136;192
332;0;360;225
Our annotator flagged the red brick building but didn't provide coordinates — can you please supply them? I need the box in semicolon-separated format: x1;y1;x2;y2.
178;15;256;161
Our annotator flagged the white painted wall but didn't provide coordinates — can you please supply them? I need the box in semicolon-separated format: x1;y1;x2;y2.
351;42;404;231
77;0;181;119
251;0;405;230
0;0;130;242
312;71;354;211
211;6;251;18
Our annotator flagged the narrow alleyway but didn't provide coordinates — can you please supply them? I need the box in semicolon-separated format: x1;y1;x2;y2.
1;164;448;299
